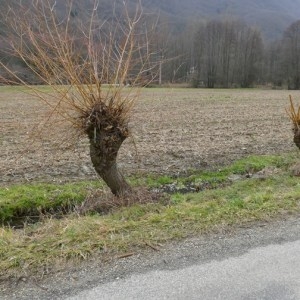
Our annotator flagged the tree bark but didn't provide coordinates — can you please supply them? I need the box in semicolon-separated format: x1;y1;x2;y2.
89;136;131;196
294;128;300;150
84;103;132;196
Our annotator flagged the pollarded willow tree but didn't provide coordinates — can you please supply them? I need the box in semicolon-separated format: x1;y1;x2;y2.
1;0;156;196
286;95;300;149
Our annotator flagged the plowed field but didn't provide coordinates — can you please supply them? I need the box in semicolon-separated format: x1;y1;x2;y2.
1;87;299;185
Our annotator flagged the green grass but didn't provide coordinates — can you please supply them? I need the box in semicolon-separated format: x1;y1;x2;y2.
0;181;104;224
130;174;174;187
0;153;300;277
0;85;52;93
185;154;291;184
131;154;294;191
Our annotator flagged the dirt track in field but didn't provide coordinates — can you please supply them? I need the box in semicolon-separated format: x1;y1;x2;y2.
0;88;299;185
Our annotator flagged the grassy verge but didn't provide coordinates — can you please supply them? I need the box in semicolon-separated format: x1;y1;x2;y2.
0;181;104;225
1;153;300;277
132;153;294;189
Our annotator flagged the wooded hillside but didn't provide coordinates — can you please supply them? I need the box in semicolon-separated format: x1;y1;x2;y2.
1;0;300;88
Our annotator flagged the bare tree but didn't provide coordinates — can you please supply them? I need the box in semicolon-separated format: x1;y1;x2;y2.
282;20;300;90
235;26;263;88
219;20;237;88
193;19;263;88
263;41;283;87
1;0;156;196
286;95;300;149
204;20;222;88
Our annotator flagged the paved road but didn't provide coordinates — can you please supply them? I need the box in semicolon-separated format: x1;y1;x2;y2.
67;239;300;300
2;217;300;299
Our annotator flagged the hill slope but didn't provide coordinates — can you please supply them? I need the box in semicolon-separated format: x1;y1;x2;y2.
140;0;300;39
1;0;299;40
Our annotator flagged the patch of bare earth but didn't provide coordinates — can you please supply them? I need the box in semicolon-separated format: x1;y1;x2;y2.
0;88;299;185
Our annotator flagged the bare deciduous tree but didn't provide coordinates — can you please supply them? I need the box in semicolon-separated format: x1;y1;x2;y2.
282;20;300;90
1;0;156;196
193;19;263;88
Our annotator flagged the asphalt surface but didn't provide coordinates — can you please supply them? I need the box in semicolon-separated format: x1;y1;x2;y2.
68;239;300;300
2;216;300;300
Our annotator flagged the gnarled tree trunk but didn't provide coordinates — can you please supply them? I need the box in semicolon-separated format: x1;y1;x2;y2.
294;128;300;149
84;102;132;196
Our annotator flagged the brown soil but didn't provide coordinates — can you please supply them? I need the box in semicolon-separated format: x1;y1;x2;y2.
0;88;298;185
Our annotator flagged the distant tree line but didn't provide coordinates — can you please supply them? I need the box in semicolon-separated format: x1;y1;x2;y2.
1;5;300;89
158;18;300;89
